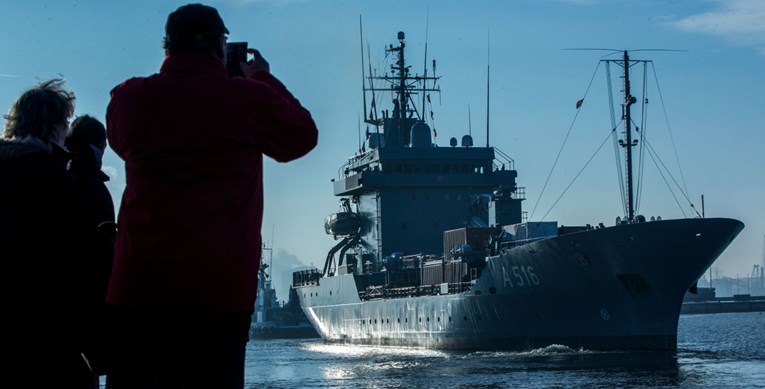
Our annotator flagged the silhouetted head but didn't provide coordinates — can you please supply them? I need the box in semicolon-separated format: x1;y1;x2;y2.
3;79;75;146
66;115;107;153
163;3;228;60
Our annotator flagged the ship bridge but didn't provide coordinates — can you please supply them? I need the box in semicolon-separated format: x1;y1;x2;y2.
332;144;525;260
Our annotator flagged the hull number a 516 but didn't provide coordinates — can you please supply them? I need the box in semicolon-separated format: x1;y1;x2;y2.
502;265;541;287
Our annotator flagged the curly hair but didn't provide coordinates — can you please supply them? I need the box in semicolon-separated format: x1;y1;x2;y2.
3;79;75;143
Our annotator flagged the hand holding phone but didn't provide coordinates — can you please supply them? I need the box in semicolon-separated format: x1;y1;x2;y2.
240;49;270;77
225;42;248;76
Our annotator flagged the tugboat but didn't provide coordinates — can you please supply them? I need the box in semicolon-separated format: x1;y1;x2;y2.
250;244;319;339
293;31;743;351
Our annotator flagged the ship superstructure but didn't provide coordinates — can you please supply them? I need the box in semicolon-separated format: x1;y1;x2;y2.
293;32;743;351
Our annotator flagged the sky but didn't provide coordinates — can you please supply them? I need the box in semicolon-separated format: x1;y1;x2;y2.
2;0;764;300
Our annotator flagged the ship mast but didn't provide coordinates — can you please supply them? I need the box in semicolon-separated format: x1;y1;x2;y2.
605;50;642;222
622;50;636;222
363;31;440;148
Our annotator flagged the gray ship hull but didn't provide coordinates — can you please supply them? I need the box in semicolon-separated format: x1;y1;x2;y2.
298;218;743;351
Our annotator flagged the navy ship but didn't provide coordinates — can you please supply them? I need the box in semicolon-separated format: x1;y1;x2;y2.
251;244;319;339
293;32;744;351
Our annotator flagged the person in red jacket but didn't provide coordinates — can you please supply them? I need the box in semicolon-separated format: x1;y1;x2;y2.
105;3;318;388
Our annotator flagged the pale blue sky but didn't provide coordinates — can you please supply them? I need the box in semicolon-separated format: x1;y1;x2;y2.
3;0;763;298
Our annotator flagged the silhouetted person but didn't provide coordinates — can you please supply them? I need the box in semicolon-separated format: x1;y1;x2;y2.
65;114;116;378
0;79;102;388
105;3;318;388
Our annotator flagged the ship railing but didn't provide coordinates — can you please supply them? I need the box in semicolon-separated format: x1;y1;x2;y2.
359;282;473;301
493;147;515;171
293;268;322;287
498;236;552;250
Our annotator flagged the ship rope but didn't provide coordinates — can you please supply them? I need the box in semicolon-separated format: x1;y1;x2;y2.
650;62;693;215
528;61;602;221
539;129;615;222
636;133;701;218
636;62;649;213
606;62;628;216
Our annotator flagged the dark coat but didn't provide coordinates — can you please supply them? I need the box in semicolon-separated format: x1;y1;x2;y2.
0;139;108;353
68;144;115;231
106;54;318;312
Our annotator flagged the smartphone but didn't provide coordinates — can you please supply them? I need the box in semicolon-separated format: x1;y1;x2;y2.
225;42;248;76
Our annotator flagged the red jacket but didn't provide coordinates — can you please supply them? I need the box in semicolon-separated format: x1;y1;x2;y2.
106;54;318;312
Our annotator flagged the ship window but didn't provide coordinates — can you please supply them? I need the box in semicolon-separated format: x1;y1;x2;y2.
405;318;408;323
437;317;440;322
424;165;431;173
411;193;417;200
449;316;452;322
386;318;389;324
419;317;422;323
329;291;332;295
427;317;430;322
463;315;468;321
433;165;440;173
374;319;377;324
461;164;469;173
413;165;421;173
474;290;482;295
442;164;449;173
394;164;402;173
401;223;407;230
404;164;412;174
489;287;497;294
397;318;400;323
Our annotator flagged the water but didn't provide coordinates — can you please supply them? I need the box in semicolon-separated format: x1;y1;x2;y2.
244;312;765;388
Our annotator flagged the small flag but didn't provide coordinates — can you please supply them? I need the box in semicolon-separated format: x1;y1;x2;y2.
575;98;584;109
433;128;437;138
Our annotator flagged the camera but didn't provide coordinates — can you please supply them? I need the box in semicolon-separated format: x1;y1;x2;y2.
225;42;248;76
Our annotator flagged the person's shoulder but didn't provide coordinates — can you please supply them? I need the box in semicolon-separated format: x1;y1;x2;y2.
110;74;159;96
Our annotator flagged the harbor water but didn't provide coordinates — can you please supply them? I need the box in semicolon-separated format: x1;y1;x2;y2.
243;312;765;388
